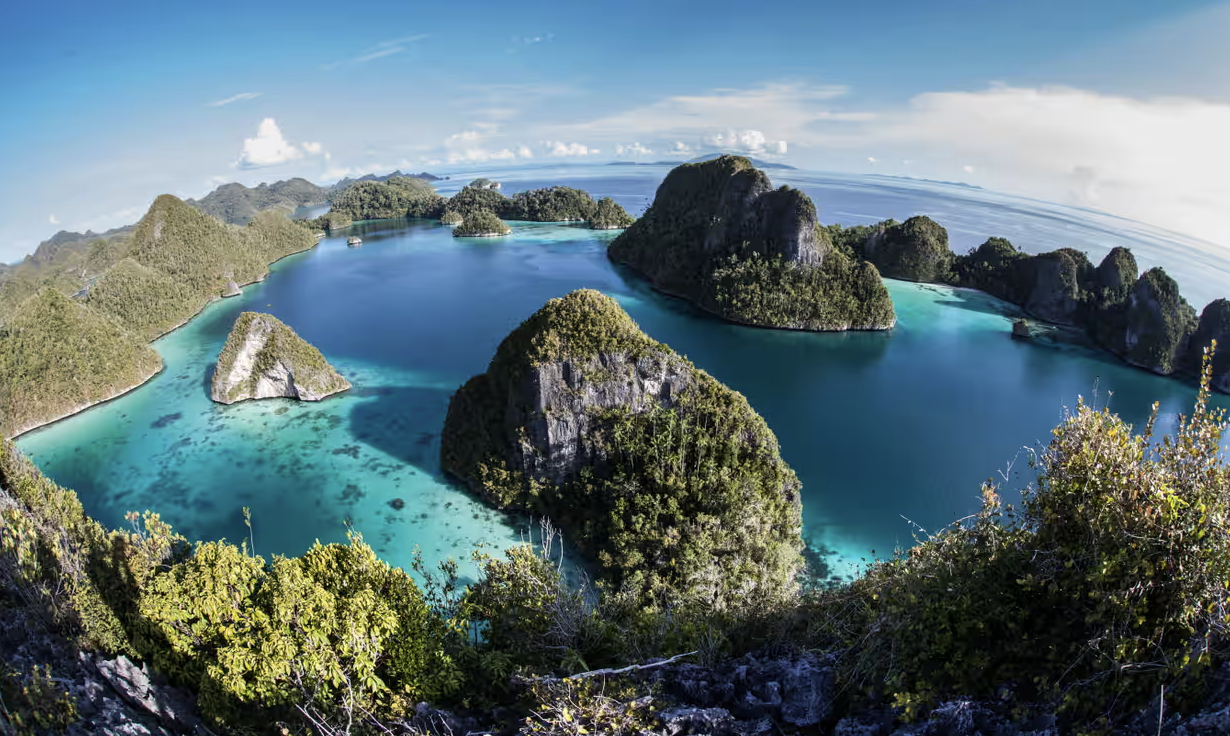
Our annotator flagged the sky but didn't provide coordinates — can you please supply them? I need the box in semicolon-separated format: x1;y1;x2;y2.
1;0;1228;262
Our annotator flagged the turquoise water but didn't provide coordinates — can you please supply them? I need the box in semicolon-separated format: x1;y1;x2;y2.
16;166;1230;583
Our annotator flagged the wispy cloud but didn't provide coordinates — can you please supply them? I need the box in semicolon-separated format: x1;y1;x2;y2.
48;214;58;225
207;92;262;107
323;35;427;70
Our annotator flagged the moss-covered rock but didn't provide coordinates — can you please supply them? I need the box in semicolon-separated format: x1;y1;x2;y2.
863;216;953;283
329;177;444;221
1104;268;1198;375
440;289;803;610
1185;298;1230;392
1012;318;1032;339
1093;246;1138;292
589;197;635;229
210;312;350;404
950;237;1033;304
453;211;511;237
608;156;894;331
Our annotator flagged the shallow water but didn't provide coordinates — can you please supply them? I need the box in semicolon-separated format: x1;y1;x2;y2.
17;165;1230;582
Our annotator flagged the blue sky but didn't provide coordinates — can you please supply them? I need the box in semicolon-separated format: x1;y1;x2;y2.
2;0;1228;262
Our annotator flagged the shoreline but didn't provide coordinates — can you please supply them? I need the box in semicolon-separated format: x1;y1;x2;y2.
8;240;321;440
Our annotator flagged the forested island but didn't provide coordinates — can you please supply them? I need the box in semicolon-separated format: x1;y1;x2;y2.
8;160;1230;736
0;196;317;437
825;215;1230;389
609;155;896;331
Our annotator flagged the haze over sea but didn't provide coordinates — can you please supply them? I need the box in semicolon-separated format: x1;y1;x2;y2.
16;164;1230;584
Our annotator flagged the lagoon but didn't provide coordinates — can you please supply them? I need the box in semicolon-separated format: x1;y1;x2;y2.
17;164;1230;582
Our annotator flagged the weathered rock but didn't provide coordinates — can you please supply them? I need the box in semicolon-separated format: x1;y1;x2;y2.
1024;250;1090;326
660;651;835;729
222;279;242;297
210;311;351;404
1012;319;1033;339
1111;268;1198;375
863;216;952;283
1093;246;1138;292
441;289;803;607
609;155;894;331
1184;298;1230;392
89;655;201;732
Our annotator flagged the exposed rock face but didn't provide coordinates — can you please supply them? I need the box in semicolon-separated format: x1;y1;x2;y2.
222;279;242;297
441;289;803;608
863;216;952;283
1094;246;1138;292
1185;298;1230;392
1012;319;1032;339
210;312;350;404
1024;250;1087;325
609;155;894;331
1110;268;1198;375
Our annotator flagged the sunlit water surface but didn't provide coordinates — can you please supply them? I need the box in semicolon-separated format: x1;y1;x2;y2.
18;164;1230;583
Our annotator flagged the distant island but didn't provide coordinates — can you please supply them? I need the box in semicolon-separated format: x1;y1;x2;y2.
185;177;329;225
609;155;895;331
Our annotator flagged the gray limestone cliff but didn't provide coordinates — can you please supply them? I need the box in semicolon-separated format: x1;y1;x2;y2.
1024;250;1091;326
608;155;894;331
440;289;803;607
210;312;350;404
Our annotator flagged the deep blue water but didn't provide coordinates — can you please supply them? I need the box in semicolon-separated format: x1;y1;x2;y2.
16;165;1230;582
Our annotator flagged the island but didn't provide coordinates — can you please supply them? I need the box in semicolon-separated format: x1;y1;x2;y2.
210;312;350;404
453;211;511;237
607;155;896;331
841;216;1230;388
440;288;802;609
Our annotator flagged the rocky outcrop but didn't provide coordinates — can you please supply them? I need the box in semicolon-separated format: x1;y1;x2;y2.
1185;298;1230;392
441;289;803;608
1094;246;1138;292
222;279;242;297
589;196;635;229
1107;268;1198;375
453;211;511;237
210;312;350;404
609;155;894;331
1024;250;1090;326
863;216;952;283
1012;319;1032;339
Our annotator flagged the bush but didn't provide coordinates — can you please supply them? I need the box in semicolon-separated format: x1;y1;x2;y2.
844;346;1230;727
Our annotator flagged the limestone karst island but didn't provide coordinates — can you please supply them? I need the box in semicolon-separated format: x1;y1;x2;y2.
4;3;1230;736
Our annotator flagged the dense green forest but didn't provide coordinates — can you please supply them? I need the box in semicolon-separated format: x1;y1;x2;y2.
0;289;161;437
0;196;318;436
329;177;445;220
453;211;511;237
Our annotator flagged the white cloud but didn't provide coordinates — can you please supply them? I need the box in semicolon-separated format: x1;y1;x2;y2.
672;141;693;154
858;85;1230;247
323;35;427;70
207;92;262;108
48;214;58;225
867;157;877;164
543;141;594;157
616;142;653;156
517;145;534;158
235;118;322;169
963;164;975;174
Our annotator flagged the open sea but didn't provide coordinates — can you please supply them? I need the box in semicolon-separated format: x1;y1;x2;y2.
16;163;1230;585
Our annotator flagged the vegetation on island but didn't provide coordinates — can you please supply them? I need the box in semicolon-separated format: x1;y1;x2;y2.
0;288;161;437
444;289;804;612
609;155;895;331
440;186;510;221
453;211;511;237
507;186;598;222
211;311;351;404
0;195;319;436
329;177;445;221
185;178;328;225
589;196;635;229
440;210;463;226
6;300;1230;734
